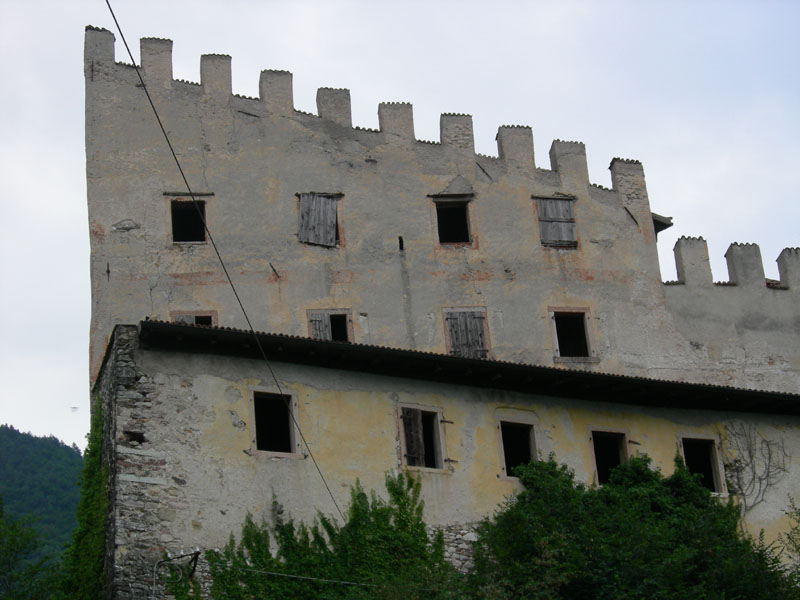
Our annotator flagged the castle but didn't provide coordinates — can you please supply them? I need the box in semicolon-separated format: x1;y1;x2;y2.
84;26;800;598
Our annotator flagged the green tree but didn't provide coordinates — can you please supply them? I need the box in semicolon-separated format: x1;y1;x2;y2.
59;401;107;600
170;473;461;599
0;496;58;600
469;455;799;600
0;425;83;561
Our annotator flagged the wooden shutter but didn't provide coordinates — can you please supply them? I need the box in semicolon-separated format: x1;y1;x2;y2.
401;408;424;467
298;193;315;243
298;193;338;247
446;311;488;358
446;312;470;357
173;314;194;324
465;312;487;358
309;314;332;340
538;198;576;245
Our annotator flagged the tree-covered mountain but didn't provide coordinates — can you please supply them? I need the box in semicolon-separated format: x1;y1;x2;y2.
0;424;83;559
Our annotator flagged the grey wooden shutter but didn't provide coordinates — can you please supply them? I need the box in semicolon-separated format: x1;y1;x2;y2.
401;408;424;466
316;195;338;247
299;193;338;247
309;314;332;340
446;312;470;357
173;314;194;324
538;198;576;245
465;312;487;358
298;193;315;243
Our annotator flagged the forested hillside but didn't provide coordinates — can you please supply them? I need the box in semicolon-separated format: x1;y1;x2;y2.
0;424;83;558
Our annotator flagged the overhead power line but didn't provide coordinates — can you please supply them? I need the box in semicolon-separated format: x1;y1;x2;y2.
104;0;345;522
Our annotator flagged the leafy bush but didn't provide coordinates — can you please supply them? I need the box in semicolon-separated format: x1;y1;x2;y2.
469;455;800;600
172;473;460;599
58;399;107;600
0;495;60;600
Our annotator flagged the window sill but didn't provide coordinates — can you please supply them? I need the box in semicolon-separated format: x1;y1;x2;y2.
299;241;340;249
542;242;578;249
554;356;600;364
251;449;304;460
498;472;526;482
438;241;475;248
403;464;449;474
172;241;207;246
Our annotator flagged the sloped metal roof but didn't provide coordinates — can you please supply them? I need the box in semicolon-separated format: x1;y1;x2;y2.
137;320;800;416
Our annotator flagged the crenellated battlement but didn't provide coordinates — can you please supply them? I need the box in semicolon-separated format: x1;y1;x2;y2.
85;25;800;399
84;26;645;195
670;237;799;292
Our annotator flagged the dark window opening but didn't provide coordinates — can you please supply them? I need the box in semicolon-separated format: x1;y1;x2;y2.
538;197;576;247
254;392;293;453
123;431;145;444
398;236;404;251
445;310;488;359
555;313;589;357
309;311;351;342
402;407;442;469
436;202;470;243
171;200;205;242
298;193;339;247
592;431;625;484
173;313;215;326
501;422;533;475
329;314;349;342
682;438;718;492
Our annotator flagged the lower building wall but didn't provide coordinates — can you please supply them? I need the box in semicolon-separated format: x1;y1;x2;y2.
96;326;800;598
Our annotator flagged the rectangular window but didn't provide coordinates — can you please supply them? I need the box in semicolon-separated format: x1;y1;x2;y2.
252;392;295;454
172;312;216;326
500;421;534;476
444;309;489;359
401;407;443;469
171;200;206;242
554;312;590;357
680;437;721;493
298;193;339;247
537;197;576;247
435;201;471;244
308;309;352;342
591;430;627;485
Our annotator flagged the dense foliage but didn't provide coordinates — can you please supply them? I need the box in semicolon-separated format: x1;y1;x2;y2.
170;473;460;599
0;496;59;600
0;425;83;560
469;456;800;600
58;402;107;600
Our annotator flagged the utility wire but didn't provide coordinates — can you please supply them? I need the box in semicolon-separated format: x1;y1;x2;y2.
104;0;345;522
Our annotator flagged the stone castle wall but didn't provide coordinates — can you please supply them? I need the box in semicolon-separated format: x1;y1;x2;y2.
84;26;799;394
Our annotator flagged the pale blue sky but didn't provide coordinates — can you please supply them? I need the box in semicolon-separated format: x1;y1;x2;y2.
1;0;797;449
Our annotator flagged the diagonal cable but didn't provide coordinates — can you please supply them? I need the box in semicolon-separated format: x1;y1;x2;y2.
104;0;344;521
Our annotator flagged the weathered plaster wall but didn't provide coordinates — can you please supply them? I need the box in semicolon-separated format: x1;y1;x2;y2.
100;327;800;597
83;27;800;394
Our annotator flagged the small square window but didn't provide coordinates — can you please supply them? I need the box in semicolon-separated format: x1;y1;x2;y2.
308;309;352;342
537;197;576;247
298;193;340;247
171;200;206;243
500;421;535;476
172;312;217;326
435;201;470;244
681;437;722;493
252;392;295;454
591;430;627;485
554;312;590;357
444;309;490;359
401;406;444;469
